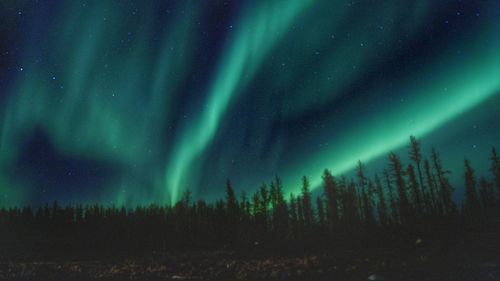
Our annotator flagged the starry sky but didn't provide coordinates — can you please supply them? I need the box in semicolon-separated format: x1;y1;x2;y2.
0;0;499;206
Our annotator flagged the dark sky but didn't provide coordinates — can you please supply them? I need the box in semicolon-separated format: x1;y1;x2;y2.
0;0;499;206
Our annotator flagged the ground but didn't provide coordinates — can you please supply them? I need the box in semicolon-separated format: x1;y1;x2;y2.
1;245;500;281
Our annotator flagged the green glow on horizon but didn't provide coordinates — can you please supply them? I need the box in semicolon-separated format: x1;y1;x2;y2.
0;1;498;206
283;23;500;193
0;1;199;205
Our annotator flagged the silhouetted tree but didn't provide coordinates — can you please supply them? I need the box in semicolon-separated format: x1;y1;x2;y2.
374;174;388;226
322;169;338;235
424;159;440;215
270;176;288;240
259;184;269;232
289;193;298;239
491;147;500;200
479;177;495;217
0;139;498;260
301;176;313;229
225;180;239;242
409;136;428;212
356;161;373;224
343;180;360;232
463;159;480;221
407;164;423;216
389;152;413;225
296;195;304;237
384;169;399;225
316;196;325;231
431;148;455;216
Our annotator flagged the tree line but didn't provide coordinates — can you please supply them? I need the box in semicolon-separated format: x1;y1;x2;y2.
0;136;499;259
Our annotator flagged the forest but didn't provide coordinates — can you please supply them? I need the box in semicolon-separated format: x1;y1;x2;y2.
1;136;499;262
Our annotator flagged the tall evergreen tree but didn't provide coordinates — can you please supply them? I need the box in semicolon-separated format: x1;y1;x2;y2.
362;181;375;226
225;180;239;241
479;177;495;216
297;195;304;236
407;164;423;215
374;174;388;226
463;159;480;220
271;176;288;238
343;181;360;231
431;148;455;216
252;191;260;216
259;184;269;231
389;152;412;225
356;161;369;223
289;193;298;239
409;136;427;208
491;147;500;200
316;196;325;231
424;159;439;215
384;169;399;225
322;169;338;235
301;176;313;229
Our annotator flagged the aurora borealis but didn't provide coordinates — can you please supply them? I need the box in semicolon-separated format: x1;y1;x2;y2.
0;1;499;206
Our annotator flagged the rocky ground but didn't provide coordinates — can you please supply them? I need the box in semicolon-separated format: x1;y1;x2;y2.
1;245;500;281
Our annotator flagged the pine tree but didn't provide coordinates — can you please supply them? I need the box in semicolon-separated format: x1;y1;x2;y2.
259;184;269;232
384;169;399;225
409;136;427;210
316;196;325;230
407;164;423;216
388;152;412;225
479;177;495;216
463;159;479;220
301;176;313;229
289;193;298;239
225;180;239;241
431;148;455;216
271;176;288;239
424;159;439;215
252;191;265;239
226;180;237;212
491;147;500;200
181;190;192;208
322;169;338;235
252;191;260;216
343;180;360;232
374;174;388;226
362;181;375;226
297;195;304;236
356;161;369;223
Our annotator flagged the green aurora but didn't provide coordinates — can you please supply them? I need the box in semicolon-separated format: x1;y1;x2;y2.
0;0;499;206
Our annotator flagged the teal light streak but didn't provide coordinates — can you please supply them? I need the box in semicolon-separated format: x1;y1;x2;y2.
165;0;310;203
283;23;500;192
0;2;199;205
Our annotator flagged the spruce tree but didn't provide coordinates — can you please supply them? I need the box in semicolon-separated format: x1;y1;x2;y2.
431;148;455;216
388;152;412;225
322;169;338;235
491;147;500;200
384;169;399;225
424;159;440;215
374;174;388;226
316;196;325;231
479;177;495;216
289;193;298;239
301;176;313;229
409;136;427;208
407;164;423;216
463;159;479;220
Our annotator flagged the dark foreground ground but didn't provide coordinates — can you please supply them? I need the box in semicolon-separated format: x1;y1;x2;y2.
1;238;500;281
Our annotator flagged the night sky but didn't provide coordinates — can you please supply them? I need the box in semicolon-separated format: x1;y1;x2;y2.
0;1;499;206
